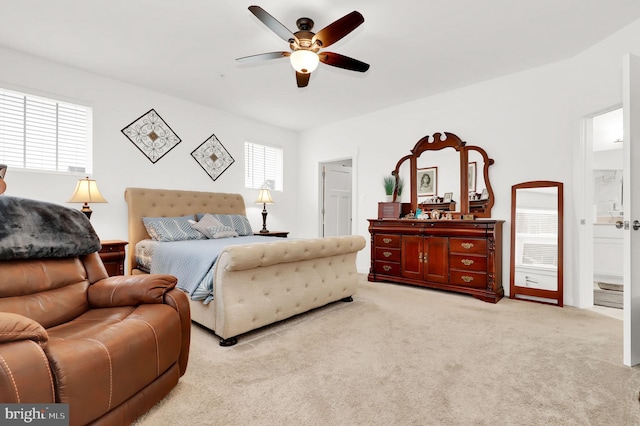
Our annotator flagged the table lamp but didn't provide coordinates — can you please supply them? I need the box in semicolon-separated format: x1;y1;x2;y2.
255;188;274;233
67;176;107;219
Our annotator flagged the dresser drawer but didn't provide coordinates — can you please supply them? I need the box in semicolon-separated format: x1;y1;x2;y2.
449;254;487;272
375;247;401;262
374;261;401;276
374;234;401;248
450;270;487;288
450;238;487;255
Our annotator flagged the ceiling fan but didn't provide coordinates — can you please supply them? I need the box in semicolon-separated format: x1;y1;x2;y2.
237;5;370;88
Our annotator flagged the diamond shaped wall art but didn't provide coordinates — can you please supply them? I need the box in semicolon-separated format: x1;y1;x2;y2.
121;109;181;163
191;134;235;181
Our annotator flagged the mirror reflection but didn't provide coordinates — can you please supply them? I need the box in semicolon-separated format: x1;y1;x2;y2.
416;148;460;211
510;181;563;306
468;149;486;199
396;158;411;202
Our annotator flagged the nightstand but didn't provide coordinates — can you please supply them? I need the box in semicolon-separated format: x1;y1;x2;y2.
254;231;289;238
99;240;128;276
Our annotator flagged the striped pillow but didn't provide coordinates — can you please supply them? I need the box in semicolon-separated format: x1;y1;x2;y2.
143;216;205;242
211;214;254;236
209;225;238;239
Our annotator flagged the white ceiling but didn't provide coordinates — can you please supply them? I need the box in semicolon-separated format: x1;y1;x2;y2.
1;0;640;133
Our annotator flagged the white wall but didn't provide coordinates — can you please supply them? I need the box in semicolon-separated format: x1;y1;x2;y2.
594;148;624;169
297;17;640;307
0;46;299;246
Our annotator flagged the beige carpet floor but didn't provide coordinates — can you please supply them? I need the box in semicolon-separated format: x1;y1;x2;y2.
135;276;640;425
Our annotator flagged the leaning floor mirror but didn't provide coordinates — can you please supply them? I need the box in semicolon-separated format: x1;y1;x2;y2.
509;181;564;306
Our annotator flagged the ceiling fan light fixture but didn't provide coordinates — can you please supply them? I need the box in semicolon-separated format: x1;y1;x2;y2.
289;50;319;74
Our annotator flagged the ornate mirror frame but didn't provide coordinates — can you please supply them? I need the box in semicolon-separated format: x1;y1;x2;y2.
391;132;495;218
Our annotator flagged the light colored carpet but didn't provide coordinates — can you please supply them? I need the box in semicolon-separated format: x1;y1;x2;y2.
135;275;640;425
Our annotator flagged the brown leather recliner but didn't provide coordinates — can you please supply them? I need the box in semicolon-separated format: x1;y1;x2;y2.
0;196;190;425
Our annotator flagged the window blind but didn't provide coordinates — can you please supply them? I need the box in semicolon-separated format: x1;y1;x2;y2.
0;88;92;173
244;142;283;190
515;208;558;268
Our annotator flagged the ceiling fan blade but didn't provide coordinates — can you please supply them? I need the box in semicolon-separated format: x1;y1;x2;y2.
296;72;310;88
248;6;298;44
319;52;370;72
236;51;290;64
312;11;364;48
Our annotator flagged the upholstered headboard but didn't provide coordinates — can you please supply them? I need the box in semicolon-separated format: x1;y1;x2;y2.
124;187;247;274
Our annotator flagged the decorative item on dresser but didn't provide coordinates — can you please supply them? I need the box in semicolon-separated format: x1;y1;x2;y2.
368;131;503;303
378;201;401;219
98;240;128;276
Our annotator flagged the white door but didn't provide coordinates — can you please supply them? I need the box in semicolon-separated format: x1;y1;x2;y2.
322;163;352;237
623;53;640;366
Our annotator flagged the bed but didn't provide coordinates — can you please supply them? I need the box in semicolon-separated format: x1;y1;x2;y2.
124;187;365;346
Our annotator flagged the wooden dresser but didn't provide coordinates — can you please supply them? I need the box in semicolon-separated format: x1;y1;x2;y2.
368;219;504;303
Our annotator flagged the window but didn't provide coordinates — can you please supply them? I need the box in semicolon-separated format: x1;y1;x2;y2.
244;142;283;190
0;88;92;173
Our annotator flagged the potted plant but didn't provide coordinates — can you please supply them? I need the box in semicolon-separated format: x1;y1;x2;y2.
383;176;395;201
396;177;405;198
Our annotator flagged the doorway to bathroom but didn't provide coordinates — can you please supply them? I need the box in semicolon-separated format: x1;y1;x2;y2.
591;108;624;311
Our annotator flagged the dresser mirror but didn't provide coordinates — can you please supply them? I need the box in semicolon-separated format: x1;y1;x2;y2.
391;132;494;218
509;181;564;306
415;147;460;207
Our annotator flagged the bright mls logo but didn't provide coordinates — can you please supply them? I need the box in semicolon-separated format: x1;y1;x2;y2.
1;404;68;425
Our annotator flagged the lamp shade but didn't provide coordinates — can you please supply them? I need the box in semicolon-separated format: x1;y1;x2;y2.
68;177;108;204
289;50;319;74
255;188;274;204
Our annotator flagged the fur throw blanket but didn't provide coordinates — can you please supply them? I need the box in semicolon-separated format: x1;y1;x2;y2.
0;196;101;260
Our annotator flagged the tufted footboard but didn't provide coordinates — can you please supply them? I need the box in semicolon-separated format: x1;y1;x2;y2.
190;236;366;343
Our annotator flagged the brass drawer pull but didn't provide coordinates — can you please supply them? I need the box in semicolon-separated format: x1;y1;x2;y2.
383;265;392;272
461;242;474;250
461;259;474;266
461;275;474;283
383;238;392;244
383;251;392;258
